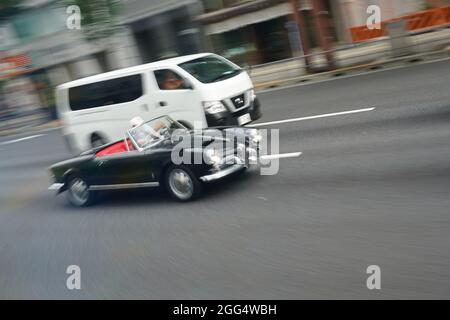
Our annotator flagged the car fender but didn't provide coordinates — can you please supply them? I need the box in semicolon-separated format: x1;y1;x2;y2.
61;168;82;191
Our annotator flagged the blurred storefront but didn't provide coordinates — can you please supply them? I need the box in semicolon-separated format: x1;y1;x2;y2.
1;0;205;83
0;1;106;120
196;0;438;65
196;0;344;65
0;53;36;120
123;0;205;63
0;0;205;123
197;0;296;65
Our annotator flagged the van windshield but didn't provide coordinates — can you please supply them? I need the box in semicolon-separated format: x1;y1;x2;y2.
179;56;243;84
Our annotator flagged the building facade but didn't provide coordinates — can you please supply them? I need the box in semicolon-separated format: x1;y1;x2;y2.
196;0;439;65
0;0;206;120
1;0;446;113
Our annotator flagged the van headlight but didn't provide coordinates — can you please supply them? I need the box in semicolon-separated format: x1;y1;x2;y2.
250;89;256;102
203;101;227;114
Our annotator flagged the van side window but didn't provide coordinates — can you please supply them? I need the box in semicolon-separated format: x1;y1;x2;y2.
154;70;188;90
69;74;143;111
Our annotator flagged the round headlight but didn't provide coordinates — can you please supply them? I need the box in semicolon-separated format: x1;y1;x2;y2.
205;148;221;165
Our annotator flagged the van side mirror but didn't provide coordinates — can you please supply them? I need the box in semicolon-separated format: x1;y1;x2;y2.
243;63;252;76
183;80;194;90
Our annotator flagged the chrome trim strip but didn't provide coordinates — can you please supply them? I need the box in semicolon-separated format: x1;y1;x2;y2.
126;130;144;153
200;164;245;182
89;182;160;191
49;183;64;191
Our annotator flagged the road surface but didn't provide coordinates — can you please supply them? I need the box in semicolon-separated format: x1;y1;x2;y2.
0;59;449;299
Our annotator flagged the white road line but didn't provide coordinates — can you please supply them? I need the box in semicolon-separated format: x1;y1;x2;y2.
260;152;303;161
247;107;375;128
0;134;46;146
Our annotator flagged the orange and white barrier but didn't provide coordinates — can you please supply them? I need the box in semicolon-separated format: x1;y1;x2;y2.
350;6;450;43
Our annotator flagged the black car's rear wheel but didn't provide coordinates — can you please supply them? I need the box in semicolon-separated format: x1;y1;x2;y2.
165;165;202;201
67;176;95;207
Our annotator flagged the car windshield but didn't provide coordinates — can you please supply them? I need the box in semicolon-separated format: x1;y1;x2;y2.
128;116;185;150
179;55;243;84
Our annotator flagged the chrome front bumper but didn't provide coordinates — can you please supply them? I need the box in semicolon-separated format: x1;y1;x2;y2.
48;183;64;192
200;164;246;182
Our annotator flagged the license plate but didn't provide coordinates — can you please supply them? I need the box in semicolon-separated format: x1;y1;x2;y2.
237;113;251;125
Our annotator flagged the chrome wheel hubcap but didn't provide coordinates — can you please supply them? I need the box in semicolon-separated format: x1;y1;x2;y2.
169;169;193;200
69;178;89;205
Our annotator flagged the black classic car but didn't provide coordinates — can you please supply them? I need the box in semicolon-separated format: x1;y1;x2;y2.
49;116;262;207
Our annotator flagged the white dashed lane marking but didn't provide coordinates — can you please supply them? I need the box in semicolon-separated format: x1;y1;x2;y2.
247;107;376;128
260;152;303;161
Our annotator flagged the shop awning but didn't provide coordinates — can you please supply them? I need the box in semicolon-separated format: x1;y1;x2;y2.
204;2;292;35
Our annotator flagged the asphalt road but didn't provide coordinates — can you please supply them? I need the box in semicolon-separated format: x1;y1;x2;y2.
0;59;449;299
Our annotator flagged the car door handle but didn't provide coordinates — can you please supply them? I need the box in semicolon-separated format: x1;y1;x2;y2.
141;104;149;112
158;101;168;107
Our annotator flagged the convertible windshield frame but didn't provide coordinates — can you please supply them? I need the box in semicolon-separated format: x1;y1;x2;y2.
127;116;186;152
127;130;145;152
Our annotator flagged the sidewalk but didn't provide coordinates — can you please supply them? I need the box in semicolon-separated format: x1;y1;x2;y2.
0;118;61;137
250;27;450;89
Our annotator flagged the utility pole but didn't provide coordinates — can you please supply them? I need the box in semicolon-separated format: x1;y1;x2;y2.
288;0;312;71
310;0;335;70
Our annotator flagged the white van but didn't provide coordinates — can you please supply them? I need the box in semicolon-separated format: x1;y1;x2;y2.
56;53;262;154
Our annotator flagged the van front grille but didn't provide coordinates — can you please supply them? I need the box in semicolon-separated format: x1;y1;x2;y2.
231;94;246;109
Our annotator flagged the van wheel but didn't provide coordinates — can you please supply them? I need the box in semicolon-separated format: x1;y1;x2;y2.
164;165;202;201
91;134;106;148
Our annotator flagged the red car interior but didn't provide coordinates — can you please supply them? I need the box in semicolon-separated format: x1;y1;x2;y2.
96;139;135;157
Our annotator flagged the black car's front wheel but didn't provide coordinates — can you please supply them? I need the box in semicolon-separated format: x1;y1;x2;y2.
165;165;202;201
67;176;95;207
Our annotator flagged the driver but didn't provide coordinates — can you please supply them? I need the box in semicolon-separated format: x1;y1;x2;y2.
128;117;167;148
152;121;168;138
161;71;184;90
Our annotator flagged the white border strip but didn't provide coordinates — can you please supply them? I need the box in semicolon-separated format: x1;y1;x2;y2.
247;107;375;128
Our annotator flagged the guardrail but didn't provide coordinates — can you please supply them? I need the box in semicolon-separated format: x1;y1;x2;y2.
249;26;450;88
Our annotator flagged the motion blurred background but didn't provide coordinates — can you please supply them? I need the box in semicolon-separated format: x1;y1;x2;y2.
0;0;449;133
